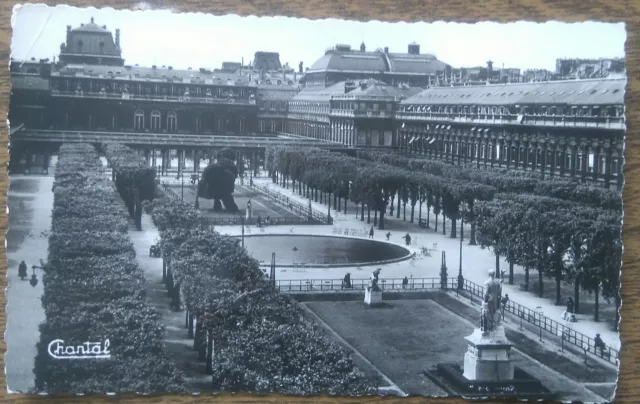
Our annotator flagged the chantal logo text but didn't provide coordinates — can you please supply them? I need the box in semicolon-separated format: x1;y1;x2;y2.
48;339;111;360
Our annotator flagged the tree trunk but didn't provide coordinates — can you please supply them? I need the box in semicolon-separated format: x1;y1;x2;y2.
315;188;318;202
367;205;371;223
509;261;514;285
594;285;600;322
434;213;439;232
188;313;194;338
333;193;337;210
614;292;621;331
555;258;562;306
442;213;446;235
538;268;544;298
361;203;365;221
374;209;378;226
411;203;416;223
397;194;401;218
403;203;407;221
162;258;167;282
574;275;581;314
344;197;348;214
338;195;341;211
495;252;500;279
524;267;529;291
450;217;457;238
205;330;214;374
469;221;477;245
379;208;385;230
426;206;430;228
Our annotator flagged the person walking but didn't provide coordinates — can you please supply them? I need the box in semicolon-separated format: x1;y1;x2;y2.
403;233;412;246
594;333;606;356
402;276;409;289
386;232;391;241
18;261;27;281
369;226;374;239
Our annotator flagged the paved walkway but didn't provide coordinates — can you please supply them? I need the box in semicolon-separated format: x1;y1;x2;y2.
127;213;211;392
5;173;55;393
225;175;621;352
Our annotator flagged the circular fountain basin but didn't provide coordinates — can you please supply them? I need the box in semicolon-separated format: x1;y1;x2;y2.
240;234;413;268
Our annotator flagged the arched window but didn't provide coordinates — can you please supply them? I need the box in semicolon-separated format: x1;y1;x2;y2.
167;111;177;132
150;110;161;130
134;110;144;130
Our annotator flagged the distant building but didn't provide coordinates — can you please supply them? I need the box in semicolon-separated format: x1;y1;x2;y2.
59;17;124;66
253;52;282;71
556;58;625;79
304;42;450;88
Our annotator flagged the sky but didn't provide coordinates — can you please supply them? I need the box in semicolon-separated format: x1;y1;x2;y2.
10;4;626;72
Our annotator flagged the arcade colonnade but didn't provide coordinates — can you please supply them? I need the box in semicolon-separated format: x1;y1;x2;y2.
135;147;265;176
396;124;623;189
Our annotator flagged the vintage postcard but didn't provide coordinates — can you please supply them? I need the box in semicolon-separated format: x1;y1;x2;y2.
7;4;625;402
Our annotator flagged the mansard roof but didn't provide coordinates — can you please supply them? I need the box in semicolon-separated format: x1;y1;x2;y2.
308;45;449;76
403;78;626;106
291;81;347;102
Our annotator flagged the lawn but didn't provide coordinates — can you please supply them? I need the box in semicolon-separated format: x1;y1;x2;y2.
305;299;607;402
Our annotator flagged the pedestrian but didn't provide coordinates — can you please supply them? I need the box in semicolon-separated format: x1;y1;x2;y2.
594;333;606;356
566;297;574;314
501;294;509;309
386;231;391;241
18;261;27;281
403;233;411;246
369;226;374;239
343;273;352;289
257;215;262;228
402;276;409;289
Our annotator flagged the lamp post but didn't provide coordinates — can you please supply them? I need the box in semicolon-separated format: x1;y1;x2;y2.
30;259;45;287
457;203;466;290
537;306;544;341
241;216;245;248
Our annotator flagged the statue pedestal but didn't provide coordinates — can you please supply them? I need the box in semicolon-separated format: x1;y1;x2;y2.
463;326;514;381
364;289;383;306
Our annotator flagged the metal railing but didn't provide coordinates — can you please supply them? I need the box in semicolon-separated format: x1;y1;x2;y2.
275;277;454;292
14;129;330;148
395;111;625;130
51;90;257;105
461;279;619;366
249;183;330;224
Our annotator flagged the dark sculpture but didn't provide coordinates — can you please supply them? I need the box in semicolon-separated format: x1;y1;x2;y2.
197;148;239;212
369;268;382;292
481;270;503;332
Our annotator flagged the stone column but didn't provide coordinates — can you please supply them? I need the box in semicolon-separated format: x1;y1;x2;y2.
592;146;600;183
581;144;589;182
604;147;612;189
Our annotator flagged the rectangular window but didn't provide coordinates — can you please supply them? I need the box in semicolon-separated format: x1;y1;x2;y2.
239;118;245;132
260;120;265;132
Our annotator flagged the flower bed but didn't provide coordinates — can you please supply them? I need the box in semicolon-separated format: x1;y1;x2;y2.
33;143;186;394
144;196;376;395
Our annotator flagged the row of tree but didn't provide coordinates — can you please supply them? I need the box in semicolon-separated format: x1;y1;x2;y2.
143;194;377;395
265;146;622;323
476;193;622;325
355;150;623;211
34;143;186;394
102;143;157;230
265;146;495;241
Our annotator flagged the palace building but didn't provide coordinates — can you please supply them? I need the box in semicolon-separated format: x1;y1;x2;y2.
9;18;626;189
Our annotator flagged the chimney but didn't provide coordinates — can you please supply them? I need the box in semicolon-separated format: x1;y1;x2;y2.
487;60;494;80
384;47;389;54
115;29;120;47
345;80;357;93
360;42;366;52
408;42;420;55
299;61;303;74
359;80;367;90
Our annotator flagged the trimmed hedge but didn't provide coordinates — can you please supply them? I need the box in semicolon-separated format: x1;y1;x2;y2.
103;143;156;230
33;143;186;394
144;196;376;395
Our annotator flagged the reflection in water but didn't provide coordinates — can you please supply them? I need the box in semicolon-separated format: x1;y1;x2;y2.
242;235;410;266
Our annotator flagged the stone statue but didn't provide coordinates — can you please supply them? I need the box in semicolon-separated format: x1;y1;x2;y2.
369;268;382;292
481;269;502;332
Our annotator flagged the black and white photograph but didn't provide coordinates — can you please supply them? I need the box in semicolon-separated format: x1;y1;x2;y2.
7;4;625;401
